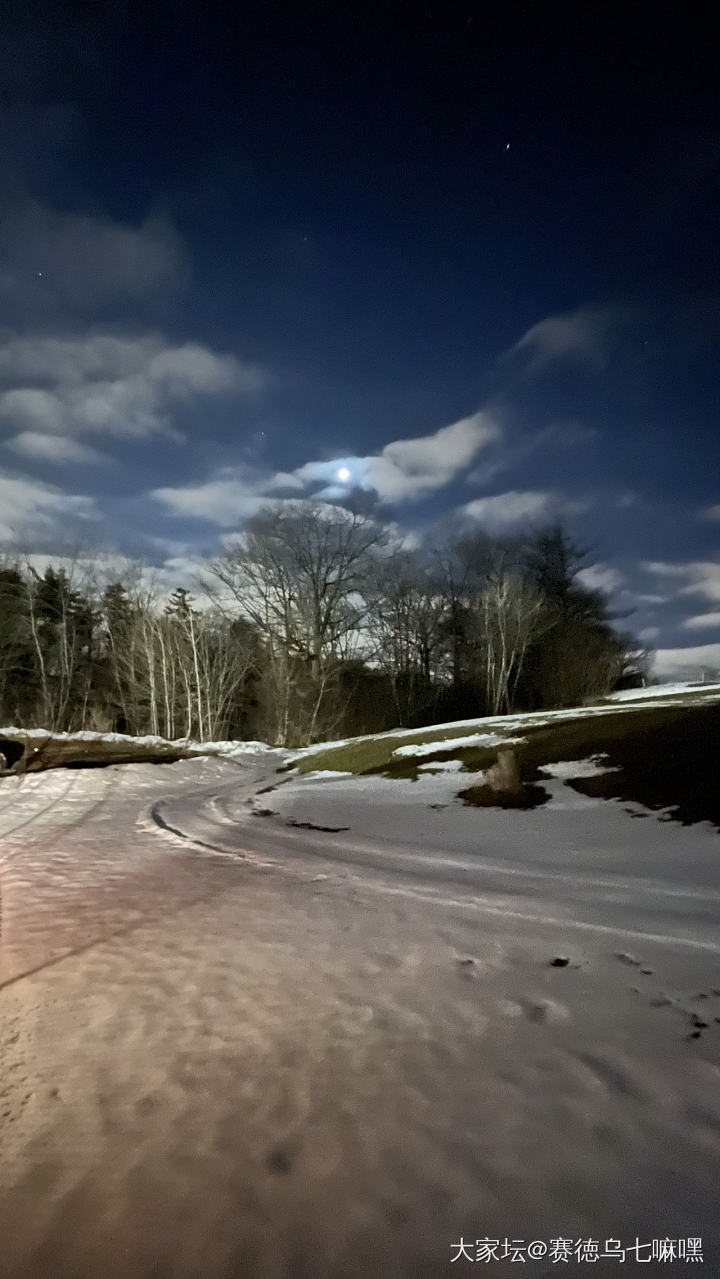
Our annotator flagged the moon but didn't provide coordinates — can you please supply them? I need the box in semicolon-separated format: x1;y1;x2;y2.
337;467;351;483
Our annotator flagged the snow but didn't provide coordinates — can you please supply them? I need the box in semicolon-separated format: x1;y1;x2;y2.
539;756;621;779
1;746;720;1272
393;732;526;757
605;681;720;702
0;726;289;760
0;726;177;745
417;758;464;772
299;769;355;780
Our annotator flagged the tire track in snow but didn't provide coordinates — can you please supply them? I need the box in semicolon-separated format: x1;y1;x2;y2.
150;785;720;957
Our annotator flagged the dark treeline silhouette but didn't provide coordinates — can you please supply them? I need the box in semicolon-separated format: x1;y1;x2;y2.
0;507;648;747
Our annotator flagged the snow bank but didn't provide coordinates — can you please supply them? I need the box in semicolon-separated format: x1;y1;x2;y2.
417;759;464;772
539;757;621;779
605;681;720;703
393;733;527;758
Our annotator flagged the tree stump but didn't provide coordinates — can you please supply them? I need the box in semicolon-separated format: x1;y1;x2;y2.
485;748;522;794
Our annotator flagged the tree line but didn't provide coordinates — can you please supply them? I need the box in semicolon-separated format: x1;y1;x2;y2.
0;503;648;746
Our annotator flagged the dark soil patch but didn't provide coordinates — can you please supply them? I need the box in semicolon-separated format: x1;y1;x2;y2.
285;819;350;832
457;781;549;810
558;703;720;829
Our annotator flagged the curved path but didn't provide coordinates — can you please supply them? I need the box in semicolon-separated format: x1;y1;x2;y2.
1;754;720;1279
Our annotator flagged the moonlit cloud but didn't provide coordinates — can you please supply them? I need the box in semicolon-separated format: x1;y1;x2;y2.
576;563;626;594
151;412;500;528
459;489;588;532
507;306;616;372
296;412;500;502
0;468;97;544
5;432;106;464
682;612;720;631
0;334;266;443
644;560;720;603
152;469;271;526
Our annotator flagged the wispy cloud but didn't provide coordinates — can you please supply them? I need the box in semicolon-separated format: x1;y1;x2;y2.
576;563;626;594
0;468;97;544
152;468;271;527
0;334;265;445
459;489;588;532
0;201;187;315
682;612;720;631
644;560;720;603
5;432;106;464
507;306;616;373
465;420;598;488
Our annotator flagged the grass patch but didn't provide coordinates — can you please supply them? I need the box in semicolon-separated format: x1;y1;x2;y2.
294;703;691;781
291;698;720;828
292;723;506;777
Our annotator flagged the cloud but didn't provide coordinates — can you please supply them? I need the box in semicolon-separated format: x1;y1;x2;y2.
152;469;271;527
265;471;306;492
638;627;660;642
682;613;720;631
297;412;500;503
576;563;626;594
0;334;265;443
0;201;187;314
643;561;720;603
5;432;106;464
466;420;598;489
0;468;97;544
653;645;720;678
507;307;615;372
699;504;720;522
459;489;588;533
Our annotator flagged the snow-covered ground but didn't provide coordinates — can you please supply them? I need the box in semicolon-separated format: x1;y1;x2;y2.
1;703;720;1276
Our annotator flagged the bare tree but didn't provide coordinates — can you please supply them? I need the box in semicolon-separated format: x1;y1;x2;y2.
366;551;445;723
476;569;547;714
209;501;386;744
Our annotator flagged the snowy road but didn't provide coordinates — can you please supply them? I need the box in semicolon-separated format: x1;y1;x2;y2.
1;754;720;1278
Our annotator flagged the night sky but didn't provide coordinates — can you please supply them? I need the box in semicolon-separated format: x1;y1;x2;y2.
1;1;718;675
